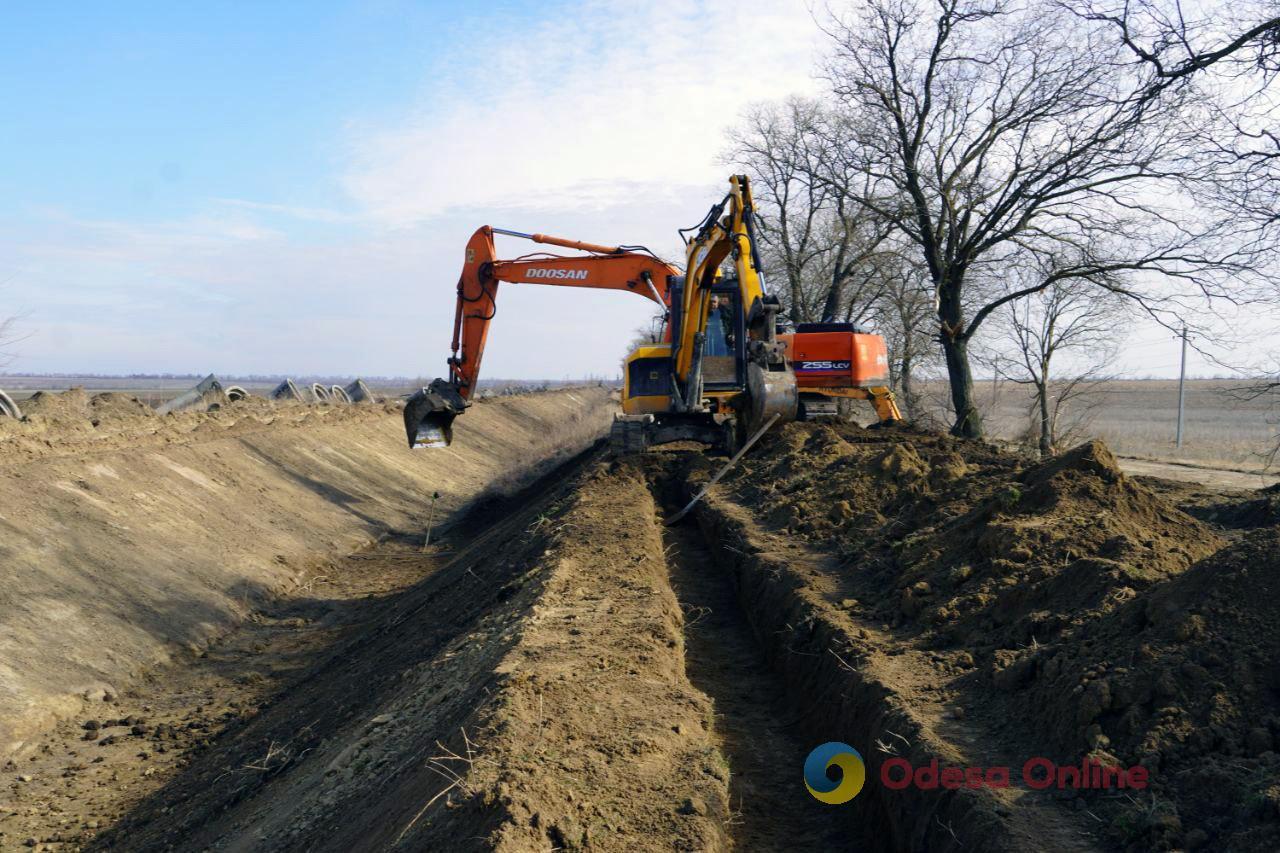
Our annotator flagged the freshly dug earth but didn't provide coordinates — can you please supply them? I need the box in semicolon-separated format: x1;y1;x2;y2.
5;409;1275;852
0;528;448;851
701;422;1279;852
55;442;888;853
85;454;734;851
0;387;613;754
19;389;155;425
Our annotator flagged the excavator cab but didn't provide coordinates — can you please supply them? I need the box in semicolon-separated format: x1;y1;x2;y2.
622;279;745;416
675;281;742;387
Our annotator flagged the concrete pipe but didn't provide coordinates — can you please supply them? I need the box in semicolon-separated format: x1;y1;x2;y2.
157;374;225;415
329;385;352;404
310;383;332;403
270;379;304;402
225;386;249;402
0;389;21;419
343;379;377;404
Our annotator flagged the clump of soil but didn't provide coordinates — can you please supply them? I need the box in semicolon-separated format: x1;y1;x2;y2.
1014;527;1280;851
223;393;278;417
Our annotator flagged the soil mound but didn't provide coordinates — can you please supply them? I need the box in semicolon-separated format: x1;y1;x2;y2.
897;434;1218;647
20;387;92;423
1012;527;1280;850
10;389;159;432
731;425;1218;644
717;421;1270;850
0;387;615;758
88;392;155;423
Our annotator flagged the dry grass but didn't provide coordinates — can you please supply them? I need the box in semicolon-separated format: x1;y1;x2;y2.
468;404;608;506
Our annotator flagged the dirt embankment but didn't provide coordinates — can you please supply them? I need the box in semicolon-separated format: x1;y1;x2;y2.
88;454;732;852
0;387;613;755
694;423;1279;852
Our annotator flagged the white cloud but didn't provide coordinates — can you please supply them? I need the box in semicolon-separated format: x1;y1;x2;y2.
340;0;822;224
8;0;1274;383
5;0;826;378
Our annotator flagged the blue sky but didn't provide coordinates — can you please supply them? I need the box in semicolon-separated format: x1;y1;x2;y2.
0;0;826;378
0;1;1260;380
5;3;442;219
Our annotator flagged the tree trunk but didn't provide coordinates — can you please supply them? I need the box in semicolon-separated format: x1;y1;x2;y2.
900;351;915;420
819;280;842;323
941;334;982;438
788;270;806;324
1037;382;1052;457
936;271;983;438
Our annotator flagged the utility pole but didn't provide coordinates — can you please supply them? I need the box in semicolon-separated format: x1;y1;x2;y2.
1175;326;1187;450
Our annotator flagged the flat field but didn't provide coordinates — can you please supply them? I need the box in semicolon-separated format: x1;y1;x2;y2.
914;378;1279;472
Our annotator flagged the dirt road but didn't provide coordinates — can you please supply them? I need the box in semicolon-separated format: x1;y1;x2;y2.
1117;455;1279;491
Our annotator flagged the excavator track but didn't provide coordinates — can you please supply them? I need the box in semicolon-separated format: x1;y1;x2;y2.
609;417;650;455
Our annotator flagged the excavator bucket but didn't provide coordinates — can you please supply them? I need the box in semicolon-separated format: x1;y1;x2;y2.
746;361;798;434
404;380;468;449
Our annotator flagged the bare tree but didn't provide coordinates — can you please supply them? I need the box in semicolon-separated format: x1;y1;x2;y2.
1066;1;1280;88
727;97;940;423
726;98;893;324
868;249;937;418
991;273;1127;456
726;98;832;322
818;0;1263;439
1070;3;1280;253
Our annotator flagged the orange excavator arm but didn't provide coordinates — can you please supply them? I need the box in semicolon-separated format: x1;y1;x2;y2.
404;226;679;448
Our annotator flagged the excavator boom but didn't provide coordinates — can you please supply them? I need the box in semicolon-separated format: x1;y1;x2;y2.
404;226;678;448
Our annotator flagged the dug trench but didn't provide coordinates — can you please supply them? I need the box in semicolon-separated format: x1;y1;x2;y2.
648;469;852;851
61;449;732;851
674;422;1280;853
73;449;880;852
64;444;1100;851
661;455;1096;852
646;453;1099;853
8;417;1278;851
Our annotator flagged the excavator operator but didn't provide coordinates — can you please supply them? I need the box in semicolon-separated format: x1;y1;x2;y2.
705;294;734;357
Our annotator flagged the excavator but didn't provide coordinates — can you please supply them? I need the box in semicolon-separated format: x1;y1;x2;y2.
404;175;901;454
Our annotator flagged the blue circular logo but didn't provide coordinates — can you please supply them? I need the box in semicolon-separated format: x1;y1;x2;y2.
804;741;866;804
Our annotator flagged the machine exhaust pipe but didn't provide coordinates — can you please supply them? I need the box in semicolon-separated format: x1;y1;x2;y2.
403;379;468;449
